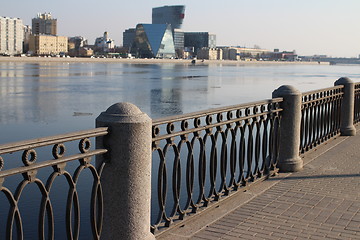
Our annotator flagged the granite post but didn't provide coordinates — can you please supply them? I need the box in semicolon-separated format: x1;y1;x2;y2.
335;77;356;136
272;85;303;172
96;102;154;240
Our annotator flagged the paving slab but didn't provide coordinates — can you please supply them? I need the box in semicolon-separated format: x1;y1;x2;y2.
156;126;360;240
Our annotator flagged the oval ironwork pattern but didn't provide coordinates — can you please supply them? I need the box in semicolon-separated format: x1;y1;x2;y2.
151;99;282;232
0;128;108;239
300;86;343;153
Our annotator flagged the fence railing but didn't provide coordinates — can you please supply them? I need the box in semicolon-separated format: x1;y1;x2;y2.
0;78;358;239
354;82;360;123
151;99;282;231
0;128;108;240
300;86;343;153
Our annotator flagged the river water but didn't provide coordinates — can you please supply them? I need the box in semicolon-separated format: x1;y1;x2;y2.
0;61;359;238
1;62;359;144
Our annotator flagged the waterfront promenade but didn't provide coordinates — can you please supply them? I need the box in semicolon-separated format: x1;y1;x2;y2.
157;125;360;240
0;56;328;65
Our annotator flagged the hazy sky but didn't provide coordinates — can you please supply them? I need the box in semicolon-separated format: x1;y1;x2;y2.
3;0;360;57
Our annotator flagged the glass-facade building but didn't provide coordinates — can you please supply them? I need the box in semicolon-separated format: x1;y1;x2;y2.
123;28;136;48
152;5;185;30
151;5;186;58
184;32;216;54
174;29;184;50
130;24;175;59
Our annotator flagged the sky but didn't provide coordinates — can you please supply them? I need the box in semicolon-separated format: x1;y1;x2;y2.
3;0;360;57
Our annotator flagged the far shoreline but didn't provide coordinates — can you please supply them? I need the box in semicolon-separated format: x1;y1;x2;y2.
0;56;329;66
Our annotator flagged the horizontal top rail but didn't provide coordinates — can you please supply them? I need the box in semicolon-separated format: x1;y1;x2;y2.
153;98;283;125
0;149;107;178
0;127;108;155
301;85;343;97
152;98;283;142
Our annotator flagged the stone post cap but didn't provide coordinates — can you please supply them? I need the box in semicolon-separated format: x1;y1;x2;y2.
96;102;151;123
272;85;301;97
335;77;353;86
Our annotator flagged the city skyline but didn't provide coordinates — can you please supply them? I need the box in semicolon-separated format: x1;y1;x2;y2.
2;0;360;58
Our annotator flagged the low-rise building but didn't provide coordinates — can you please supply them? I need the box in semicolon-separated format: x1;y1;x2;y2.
222;48;239;60
29;35;68;55
94;32;115;53
269;50;297;61
197;47;222;60
221;47;271;60
78;47;93;57
68;36;88;56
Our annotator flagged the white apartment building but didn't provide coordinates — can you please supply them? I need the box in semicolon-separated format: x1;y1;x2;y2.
0;17;24;55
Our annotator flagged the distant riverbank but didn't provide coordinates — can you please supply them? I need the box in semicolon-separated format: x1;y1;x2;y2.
0;56;329;65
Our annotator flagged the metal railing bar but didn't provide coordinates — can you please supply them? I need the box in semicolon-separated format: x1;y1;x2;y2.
0;128;108;155
0;149;108;178
153;108;282;141
153;98;283;125
301;85;344;96
302;93;344;105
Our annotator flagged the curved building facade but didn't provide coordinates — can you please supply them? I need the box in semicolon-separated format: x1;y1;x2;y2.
152;5;185;30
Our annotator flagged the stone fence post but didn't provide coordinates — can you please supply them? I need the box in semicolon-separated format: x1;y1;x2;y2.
272;85;303;172
96;103;155;240
335;77;356;136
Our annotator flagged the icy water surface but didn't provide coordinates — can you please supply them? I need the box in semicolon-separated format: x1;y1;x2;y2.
1;62;359;143
0;62;359;238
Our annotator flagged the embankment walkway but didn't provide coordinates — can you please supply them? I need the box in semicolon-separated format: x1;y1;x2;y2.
157;126;360;240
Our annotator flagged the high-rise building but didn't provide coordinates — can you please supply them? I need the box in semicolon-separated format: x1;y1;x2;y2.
32;13;57;35
0;17;24;55
152;5;185;58
23;25;32;53
29;12;69;55
173;29;184;58
152;5;185;30
130;24;175;59
173;29;184;47
184;32;216;54
123;28;136;48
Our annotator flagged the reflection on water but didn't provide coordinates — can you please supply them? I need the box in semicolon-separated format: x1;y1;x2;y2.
1;62;360;143
151;89;183;116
